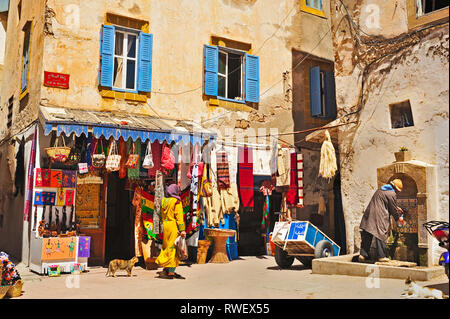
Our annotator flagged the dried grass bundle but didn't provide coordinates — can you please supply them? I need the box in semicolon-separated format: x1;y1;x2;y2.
319;130;337;179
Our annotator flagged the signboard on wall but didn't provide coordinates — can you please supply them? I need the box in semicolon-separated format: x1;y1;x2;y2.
44;71;70;89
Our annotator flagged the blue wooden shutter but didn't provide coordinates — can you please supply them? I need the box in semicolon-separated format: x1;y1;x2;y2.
324;70;337;118
245;53;259;103
21;49;29;93
138;32;153;93
309;66;322;117
100;24;115;88
203;45;218;96
21;29;30;93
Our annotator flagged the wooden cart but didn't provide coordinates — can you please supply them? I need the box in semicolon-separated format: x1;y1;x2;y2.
271;221;340;268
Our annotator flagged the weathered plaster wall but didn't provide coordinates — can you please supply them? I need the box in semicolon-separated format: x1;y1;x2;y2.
330;0;449;263
0;0;46;140
39;0;334;145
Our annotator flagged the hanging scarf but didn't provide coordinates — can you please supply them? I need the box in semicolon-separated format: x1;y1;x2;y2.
286;151;298;206
153;170;164;239
261;195;270;226
297;153;304;208
238;146;254;211
118;137;127;179
141;189;162;244
216;150;230;190
24;125;37;221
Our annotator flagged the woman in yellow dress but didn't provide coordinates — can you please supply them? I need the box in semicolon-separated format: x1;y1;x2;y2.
155;184;186;279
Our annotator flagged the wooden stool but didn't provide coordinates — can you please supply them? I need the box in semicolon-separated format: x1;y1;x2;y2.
205;229;236;263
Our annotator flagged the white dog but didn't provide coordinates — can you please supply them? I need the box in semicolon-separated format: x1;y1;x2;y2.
401;276;447;299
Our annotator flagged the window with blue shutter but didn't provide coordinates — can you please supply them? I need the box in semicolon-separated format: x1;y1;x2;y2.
20;22;31;96
309;66;322;117
309;66;337;119
99;24;153;94
324;70;337;119
138;32;153;93
100;24;115;88
245;53;260;103
203;44;260;105
203;45;218;97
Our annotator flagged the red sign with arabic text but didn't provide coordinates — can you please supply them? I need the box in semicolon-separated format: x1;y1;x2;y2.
44;71;70;89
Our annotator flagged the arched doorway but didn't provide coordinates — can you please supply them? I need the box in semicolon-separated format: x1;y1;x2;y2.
386;174;419;263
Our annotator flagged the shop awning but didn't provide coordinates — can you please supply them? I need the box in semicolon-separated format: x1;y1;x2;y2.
39;105;217;145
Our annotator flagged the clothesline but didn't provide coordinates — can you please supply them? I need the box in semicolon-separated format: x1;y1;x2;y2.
244;121;359;138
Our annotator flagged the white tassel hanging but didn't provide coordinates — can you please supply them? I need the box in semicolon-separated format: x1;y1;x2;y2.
319;130;337;179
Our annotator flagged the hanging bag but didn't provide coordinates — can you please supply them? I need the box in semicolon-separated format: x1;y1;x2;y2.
161;142;175;172
174;235;189;261
92;139;106;169
142;141;154;169
105;140;121;172
125;141;140;169
46;136;71;163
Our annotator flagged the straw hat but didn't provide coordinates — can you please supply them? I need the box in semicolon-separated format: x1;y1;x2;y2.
390;179;403;192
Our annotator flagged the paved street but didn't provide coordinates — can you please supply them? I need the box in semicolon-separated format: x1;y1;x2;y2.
11;256;449;299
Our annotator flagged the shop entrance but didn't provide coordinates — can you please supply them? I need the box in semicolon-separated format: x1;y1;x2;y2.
104;173;134;264
238;191;281;256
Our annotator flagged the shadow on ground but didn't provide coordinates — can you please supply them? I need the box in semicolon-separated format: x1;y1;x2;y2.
266;264;310;271
425;282;449;295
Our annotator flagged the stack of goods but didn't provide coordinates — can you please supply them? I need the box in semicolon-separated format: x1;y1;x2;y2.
0;252;22;298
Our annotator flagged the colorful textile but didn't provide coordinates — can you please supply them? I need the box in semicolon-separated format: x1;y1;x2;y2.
62;170;76;188
117;137;127;178
216;150;230;190
78;237;91;258
238;146;254;210
132;187;145;257
260;179;275;196
297;153;304;207
155;197;186;269
153;170;164;238
141;190;162;243
148;142;163;177
262;195;270;226
24;125;37;221
35;168;51;187
127;139;141;180
286;151;298;206
188;164;201;234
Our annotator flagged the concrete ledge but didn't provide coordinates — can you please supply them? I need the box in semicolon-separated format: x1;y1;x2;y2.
312;254;445;281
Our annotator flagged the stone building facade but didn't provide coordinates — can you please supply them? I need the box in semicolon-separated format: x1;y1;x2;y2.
327;0;448;266
0;0;337;264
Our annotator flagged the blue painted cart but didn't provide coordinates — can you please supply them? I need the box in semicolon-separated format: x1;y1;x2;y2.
271;221;341;268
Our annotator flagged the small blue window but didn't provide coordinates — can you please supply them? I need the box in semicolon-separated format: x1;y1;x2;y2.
305;0;323;11
99;24;152;94
203;45;259;104
21;22;31;95
309;66;336;119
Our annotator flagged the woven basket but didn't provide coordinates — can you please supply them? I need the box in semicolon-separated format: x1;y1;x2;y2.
0;285;10;299
46;137;71;163
6;280;23;298
196;240;212;264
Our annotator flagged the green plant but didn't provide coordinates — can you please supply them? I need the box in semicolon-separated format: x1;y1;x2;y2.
399;146;408;152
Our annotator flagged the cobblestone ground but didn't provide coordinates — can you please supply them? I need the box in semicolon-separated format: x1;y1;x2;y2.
10;256;449;299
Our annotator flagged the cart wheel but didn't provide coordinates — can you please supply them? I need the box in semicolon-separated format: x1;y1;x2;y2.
296;256;313;268
275;246;294;269
314;240;334;259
